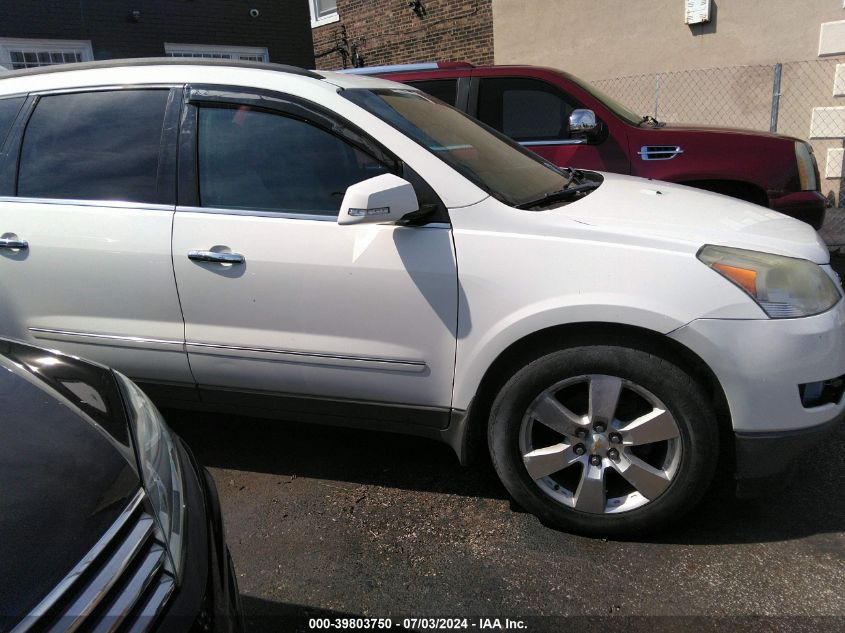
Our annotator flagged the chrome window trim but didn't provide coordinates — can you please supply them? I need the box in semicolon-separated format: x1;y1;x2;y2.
519;139;587;147
27;83;182;97
176;204;336;221
177;206;451;227
0;196;174;211
187;341;428;373
11;490;146;633
0;90;30;101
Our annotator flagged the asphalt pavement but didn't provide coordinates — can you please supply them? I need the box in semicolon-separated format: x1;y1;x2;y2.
165;251;845;633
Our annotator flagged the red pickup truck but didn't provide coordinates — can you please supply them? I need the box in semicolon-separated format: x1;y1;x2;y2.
344;62;826;228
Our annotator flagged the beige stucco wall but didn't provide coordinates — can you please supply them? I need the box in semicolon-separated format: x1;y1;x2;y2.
493;0;844;80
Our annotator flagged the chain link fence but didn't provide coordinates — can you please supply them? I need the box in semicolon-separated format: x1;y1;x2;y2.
592;59;845;245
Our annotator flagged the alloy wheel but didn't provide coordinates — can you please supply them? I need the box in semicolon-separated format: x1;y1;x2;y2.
518;374;682;514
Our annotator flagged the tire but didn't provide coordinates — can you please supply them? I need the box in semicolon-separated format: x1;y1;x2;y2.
488;345;718;537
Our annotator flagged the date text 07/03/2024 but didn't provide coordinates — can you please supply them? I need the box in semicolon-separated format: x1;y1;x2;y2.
307;617;528;630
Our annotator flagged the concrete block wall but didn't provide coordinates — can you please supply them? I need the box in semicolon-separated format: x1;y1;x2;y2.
813;18;845;195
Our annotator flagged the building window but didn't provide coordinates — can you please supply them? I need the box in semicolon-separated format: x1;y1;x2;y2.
309;0;339;28
164;43;269;63
0;38;93;71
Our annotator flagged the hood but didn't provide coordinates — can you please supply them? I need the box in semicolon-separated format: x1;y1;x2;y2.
658;122;802;144
0;352;139;629
556;173;829;263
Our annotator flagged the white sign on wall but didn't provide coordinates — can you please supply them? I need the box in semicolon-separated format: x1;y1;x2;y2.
684;0;711;24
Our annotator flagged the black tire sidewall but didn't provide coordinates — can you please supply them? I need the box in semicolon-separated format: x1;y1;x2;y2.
488;345;718;537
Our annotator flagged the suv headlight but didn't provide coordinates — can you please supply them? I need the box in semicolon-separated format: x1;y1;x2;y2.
116;372;186;580
698;245;841;318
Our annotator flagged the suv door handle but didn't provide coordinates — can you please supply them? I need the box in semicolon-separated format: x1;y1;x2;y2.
188;249;245;264
0;237;28;249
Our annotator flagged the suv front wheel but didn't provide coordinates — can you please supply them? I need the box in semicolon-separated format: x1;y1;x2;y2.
488;345;718;536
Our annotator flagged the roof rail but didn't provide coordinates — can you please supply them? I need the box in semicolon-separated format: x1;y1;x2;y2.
0;57;323;80
339;61;474;75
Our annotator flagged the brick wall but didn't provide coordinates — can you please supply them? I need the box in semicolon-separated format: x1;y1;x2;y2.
0;0;314;68
312;0;492;70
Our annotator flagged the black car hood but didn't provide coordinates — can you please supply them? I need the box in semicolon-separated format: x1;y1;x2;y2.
0;354;139;629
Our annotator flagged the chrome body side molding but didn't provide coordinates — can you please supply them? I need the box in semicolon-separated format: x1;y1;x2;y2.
187;341;428;373
29;328;427;373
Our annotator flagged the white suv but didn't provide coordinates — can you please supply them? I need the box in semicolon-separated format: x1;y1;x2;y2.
0;59;842;536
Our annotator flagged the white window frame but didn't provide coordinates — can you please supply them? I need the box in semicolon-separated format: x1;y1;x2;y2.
308;0;340;28
0;37;93;71
163;43;269;63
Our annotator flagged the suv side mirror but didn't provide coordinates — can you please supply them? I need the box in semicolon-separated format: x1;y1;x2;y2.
337;173;420;226
569;109;599;142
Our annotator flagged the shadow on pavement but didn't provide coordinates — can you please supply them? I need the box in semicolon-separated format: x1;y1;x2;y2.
169;406;845;546
591;417;845;545
167;410;507;501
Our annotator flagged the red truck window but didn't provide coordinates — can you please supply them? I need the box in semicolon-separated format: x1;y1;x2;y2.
407;79;458;107
477;77;576;142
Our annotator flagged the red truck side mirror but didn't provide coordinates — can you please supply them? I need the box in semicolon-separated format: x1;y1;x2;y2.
569;108;601;143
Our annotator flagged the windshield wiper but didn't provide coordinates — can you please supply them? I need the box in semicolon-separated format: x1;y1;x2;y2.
639;115;661;127
560;166;586;185
515;182;601;210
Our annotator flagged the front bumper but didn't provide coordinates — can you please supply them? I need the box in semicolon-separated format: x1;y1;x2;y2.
154;440;242;633
768;190;827;230
669;300;845;493
733;412;844;497
668;300;845;434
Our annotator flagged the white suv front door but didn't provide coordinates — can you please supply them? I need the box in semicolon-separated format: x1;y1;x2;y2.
171;90;458;422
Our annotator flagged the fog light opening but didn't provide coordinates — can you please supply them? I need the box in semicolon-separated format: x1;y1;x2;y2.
799;375;845;408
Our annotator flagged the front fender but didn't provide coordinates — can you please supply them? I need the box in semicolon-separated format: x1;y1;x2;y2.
452;301;684;410
449;196;764;411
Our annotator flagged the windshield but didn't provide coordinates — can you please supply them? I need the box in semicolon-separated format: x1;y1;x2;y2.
342;88;573;207
562;72;645;126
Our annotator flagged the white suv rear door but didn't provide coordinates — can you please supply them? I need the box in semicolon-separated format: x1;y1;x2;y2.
0;88;192;384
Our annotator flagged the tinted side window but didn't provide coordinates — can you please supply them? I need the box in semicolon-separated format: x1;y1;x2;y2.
197;105;389;216
409;80;458;107
18;90;169;203
477;78;575;142
0;97;25;148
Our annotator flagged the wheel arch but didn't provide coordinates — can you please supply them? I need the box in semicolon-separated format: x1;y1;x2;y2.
452;321;733;470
